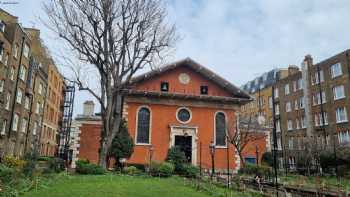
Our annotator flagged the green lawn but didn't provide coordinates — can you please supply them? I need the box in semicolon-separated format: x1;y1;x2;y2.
22;174;260;197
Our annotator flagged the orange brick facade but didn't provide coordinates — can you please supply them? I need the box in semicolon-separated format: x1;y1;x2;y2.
73;59;267;171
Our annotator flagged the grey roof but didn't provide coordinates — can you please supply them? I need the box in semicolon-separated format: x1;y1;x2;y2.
241;68;282;94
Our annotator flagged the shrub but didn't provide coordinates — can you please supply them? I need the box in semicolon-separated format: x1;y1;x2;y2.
238;163;272;178
149;161;174;177
180;164;199;178
128;163;146;172
50;158;65;173
0;164;16;183
158;162;174;177
123;166;142;175
3;155;26;170
109;119;134;170
76;159;105;175
166;147;187;173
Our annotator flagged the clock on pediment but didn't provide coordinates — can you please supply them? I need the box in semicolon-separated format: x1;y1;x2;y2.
179;73;190;84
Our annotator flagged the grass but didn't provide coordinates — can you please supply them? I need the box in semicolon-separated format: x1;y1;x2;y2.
22;174;261;197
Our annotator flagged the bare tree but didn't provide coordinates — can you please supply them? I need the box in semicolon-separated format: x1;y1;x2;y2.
227;114;267;167
43;0;177;168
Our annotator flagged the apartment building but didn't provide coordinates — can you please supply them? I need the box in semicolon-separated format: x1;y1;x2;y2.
0;9;65;158
41;63;65;156
275;50;350;170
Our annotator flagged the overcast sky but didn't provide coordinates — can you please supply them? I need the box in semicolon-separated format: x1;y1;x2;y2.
2;0;350;115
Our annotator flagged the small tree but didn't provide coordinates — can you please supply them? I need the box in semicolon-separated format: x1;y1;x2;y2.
227;114;267;167
166;146;186;173
109;119;134;170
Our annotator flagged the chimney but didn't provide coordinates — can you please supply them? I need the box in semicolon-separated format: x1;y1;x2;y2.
304;54;313;69
288;65;299;75
83;100;95;116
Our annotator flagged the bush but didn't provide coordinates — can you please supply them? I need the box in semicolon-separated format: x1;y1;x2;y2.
158;162;174;177
123;166;142;175
0;164;16;183
76;159;106;175
166;147;187;173
3;155;26;170
180;164;199;178
238;163;272;178
48;158;65;173
128;163;146;172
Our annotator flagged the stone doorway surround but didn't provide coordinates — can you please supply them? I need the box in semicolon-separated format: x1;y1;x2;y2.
169;125;198;165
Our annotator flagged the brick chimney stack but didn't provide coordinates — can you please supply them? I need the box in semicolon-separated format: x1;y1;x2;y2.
83;100;95;116
304;54;313;69
288;65;299;76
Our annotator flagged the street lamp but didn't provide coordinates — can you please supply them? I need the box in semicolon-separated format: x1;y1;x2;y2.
209;141;215;180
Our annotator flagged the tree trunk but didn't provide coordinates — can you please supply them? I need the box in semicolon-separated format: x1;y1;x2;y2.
98;93;123;169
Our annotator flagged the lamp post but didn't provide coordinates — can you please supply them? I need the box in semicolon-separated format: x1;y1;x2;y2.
209;141;215;180
149;145;154;175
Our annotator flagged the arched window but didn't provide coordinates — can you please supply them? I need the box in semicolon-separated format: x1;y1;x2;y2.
215;112;226;146
136;107;150;144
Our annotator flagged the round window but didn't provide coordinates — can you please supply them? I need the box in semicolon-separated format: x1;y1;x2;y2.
177;108;191;123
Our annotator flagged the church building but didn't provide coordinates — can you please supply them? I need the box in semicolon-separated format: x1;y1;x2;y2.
70;58;265;172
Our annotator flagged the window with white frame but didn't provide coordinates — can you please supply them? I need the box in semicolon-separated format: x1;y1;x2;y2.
338;131;350;144
3;53;8;66
294;100;298;110
313;91;326;105
284;84;290;95
333;85;345;100
9;66;14;80
274;88;279;98
19;65;27;81
1;119;6;135
12;113;19;131
0;46;3;61
23;43;30;58
13;44;18;58
275;104;280;115
315;112;328;126
313;70;324;85
38;83;43;95
295;119;300;129
299;97;305;109
288;138;294;149
0;79;4;93
268;97;272;109
35;102;41;114
32;121;38;135
336;107;348;123
16;88;22;104
5;93;10;110
20;119;27;133
136;107;151;144
0;20;5;32
301;115;307;128
276;120;281;132
286;101;291;112
24;96;30;110
287;119;293;131
330;63;342;78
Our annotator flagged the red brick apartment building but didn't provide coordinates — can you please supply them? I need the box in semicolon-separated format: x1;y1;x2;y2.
69;58;268;172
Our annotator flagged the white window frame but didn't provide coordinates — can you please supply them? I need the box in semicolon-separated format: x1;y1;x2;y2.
5;93;10;110
287;119;293;131
286;101;291;112
20;119;27;133
12;114;19;131
336;107;348;123
330;63;342;78
333;85;345;100
19;65;27;81
0;79;4;93
13;44;18;58
1;119;6;135
23;43;30;58
16;88;23;104
284;84;290;95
